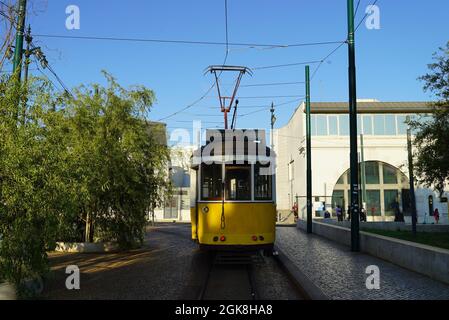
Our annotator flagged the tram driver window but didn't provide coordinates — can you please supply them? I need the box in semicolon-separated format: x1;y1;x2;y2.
225;165;251;201
201;164;223;201
255;164;273;201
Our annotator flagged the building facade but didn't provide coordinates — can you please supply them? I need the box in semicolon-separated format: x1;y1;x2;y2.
274;100;449;224
153;146;195;222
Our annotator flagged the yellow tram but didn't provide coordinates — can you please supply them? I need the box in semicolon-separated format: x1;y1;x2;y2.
190;129;277;253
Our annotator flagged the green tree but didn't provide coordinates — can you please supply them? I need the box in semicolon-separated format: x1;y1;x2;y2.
0;75;76;295
62;72;170;247
410;42;449;195
0;72;170;296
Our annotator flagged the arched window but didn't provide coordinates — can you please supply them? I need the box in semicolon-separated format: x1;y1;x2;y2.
332;161;410;218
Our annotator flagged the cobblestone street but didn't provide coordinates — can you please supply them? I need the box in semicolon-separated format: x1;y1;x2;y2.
42;224;301;300
42;224;196;299
276;226;449;300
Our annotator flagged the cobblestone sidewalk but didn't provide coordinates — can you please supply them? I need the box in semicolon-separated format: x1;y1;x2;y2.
276;227;449;300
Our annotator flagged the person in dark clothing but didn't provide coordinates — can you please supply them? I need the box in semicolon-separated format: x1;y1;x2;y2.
336;205;343;222
347;206;351;221
360;207;367;222
394;201;404;222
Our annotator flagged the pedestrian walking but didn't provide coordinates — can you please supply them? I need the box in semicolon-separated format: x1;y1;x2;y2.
360;207;367;222
336;205;343;222
434;208;440;224
292;203;299;222
394;201;404;222
347;205;351;221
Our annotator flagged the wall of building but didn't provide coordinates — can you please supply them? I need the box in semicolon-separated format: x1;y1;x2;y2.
151;145;194;223
274;106;306;218
274;102;449;224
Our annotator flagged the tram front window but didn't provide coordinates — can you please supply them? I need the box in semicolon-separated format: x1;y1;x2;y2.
254;163;272;201
225;165;251;201
201;164;223;201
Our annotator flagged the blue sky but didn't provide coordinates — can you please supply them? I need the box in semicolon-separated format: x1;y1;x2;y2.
15;0;449;135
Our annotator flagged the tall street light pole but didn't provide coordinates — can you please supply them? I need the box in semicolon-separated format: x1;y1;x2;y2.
360;134;367;214
348;0;360;252
270;102;276;151
12;0;27;81
305;65;313;234
407;116;418;235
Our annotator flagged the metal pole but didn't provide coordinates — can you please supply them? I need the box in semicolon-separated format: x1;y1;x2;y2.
22;25;32;124
12;0;27;80
305;65;313;234
360;134;367;213
348;0;360;251
270;102;276;150
407;116;417;235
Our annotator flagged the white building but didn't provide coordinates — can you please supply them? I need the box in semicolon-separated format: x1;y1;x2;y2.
153;145;195;222
274;100;449;224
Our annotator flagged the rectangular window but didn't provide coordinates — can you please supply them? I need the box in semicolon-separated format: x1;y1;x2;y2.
339;115;349;136
384;190;399;216
332;190;345;211
366;190;381;216
383;164;398;184
254;164;273;201
397;115;408;135
373;115;385;135
366;162;380;184
311;115;317;136
363;116;373;135
201;164;223;201
385;115;397;135
316;115;328;136
329;116;338;135
357;115;362;135
225;165;251;201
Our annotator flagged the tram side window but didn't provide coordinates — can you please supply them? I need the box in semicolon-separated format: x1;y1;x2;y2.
201;164;223;200
254;164;273;201
225;165;251;201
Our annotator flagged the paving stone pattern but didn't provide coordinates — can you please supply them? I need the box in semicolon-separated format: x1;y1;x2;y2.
276;227;449;300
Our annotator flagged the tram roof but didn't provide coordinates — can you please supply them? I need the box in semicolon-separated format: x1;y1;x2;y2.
191;129;275;167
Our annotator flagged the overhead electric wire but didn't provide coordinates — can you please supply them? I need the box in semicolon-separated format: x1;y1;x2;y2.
240;81;305;88
32;34;345;50
0;9;15;24
225;0;229;55
354;0;362;17
311;0;380;81
252;59;323;71
311;41;347;80
175;120;223;124
34;59;62;94
235;95;304;99
30;40;75;98
204;98;303;110
158;0;230;122
0;1;15;9
45;63;75;98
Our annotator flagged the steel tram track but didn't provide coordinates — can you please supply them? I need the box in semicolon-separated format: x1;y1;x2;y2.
198;251;261;301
